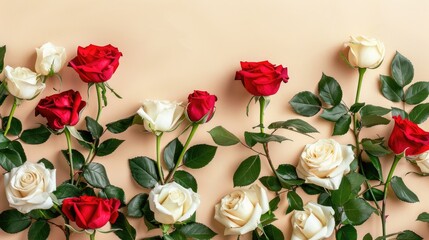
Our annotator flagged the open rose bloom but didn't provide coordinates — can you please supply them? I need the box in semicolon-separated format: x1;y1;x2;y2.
291;202;335;240
4;66;45;100
137;100;184;135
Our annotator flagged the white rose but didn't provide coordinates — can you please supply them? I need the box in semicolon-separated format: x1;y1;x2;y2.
407;151;429;173
4;66;45;100
291;202;335;240
297;139;354;190
35;42;67;75
137;100;184;135
214;184;269;235
4;162;56;214
345;35;385;69
149;182;200;224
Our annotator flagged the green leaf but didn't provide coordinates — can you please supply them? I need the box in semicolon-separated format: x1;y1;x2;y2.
178;222;217;240
174;170;198;192
112;212;137;240
129;156;159;188
409;103;429;124
245;132;290;147
0;83;8;106
83;162;110;188
363;233;373;240
269;196;281;211
333;114;351;136
318;73;343;106
61;149;85;171
2;116;22;136
289;91;322;117
361;115;390;128
100;185;126;205
28;220;50;240
268;119;318;137
127;193;148;218
286;191;303;214
391;52;414;87
301;184;325;195
0;148;22;171
417;212;429;222
233;155;261;187
367;154;383;181
344;198;376;225
362;139;391;156
261;225;284;240
8;140;26;163
96;138;124;156
392;107;408;119
106;115;136;134
345;172;366;194
391;176;419;203
37;158;54;170
184;144;217;169
380;75;404;102
276;164;305;187
53;183;80;201
331;178;352;206
360;161;381;181
168;231;187;240
164;138;183;171
208;126;240;146
360;105;391;117
259;176;282;192
317;192;332;206
336;225;357;240
20;125;51;144
363;188;384;202
28;209;59;220
405;81;429;104
0;45;5;73
85;116;103;139
0;209;31;233
320;104;348;122
350;102;365;113
397;230;422;240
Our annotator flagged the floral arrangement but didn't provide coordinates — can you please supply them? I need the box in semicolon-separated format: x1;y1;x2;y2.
0;35;428;240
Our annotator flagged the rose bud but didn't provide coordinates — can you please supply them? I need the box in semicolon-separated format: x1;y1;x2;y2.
186;90;217;123
35;42;67;76
137;100;184;135
345;35;385;69
388;116;429;156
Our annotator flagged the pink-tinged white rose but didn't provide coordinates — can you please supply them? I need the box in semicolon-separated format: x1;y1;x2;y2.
291;202;335;240
35;42;66;75
345;35;385;69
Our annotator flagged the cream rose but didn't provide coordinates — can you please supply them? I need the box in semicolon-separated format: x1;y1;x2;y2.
4;66;45;100
148;182;200;224
35;42;67;75
4;162;56;214
214;184;269;235
345;35;385;69
291;202;335;240
297;139;354;190
407;150;429;173
137;100;184;135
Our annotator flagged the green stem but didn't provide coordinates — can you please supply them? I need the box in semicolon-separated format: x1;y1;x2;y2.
165;124;199;183
156;133;165;185
53;204;70;240
89;232;95;240
4;97;17;136
64;128;74;185
95;83;103;122
355;68;366;104
381;154;402;237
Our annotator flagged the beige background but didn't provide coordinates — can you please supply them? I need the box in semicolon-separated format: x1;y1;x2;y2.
1;0;429;239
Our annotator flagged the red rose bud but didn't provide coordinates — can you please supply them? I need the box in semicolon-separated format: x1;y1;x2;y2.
62;196;120;230
68;44;122;83
388;116;429;155
187;90;217;123
235;61;289;96
35;90;86;131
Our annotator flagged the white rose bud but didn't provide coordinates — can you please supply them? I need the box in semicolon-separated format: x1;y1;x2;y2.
4;162;56;214
35;42;67;75
137;100;184;135
214;185;269;235
297;139;354;190
407;150;429;173
345;35;385;69
4;66;46;100
149;182;200;224
291;202;335;240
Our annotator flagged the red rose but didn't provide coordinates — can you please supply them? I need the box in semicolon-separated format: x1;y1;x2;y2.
62;196;121;229
35;90;86;131
187;90;217;123
235;61;289;96
68;44;122;83
388;116;429;155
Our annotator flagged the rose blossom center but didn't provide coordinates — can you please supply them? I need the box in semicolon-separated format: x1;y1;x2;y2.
295;209;323;237
221;191;254;226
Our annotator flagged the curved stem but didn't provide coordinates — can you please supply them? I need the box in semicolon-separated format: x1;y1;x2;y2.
381;154;402;237
4;97;17;136
52;204;70;240
89;232;96;240
165;124;199;183
156;133;165;184
258;97;278;178
95;83;103;122
64;128;74;185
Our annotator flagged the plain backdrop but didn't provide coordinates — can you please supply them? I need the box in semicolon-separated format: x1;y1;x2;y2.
1;1;429;239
